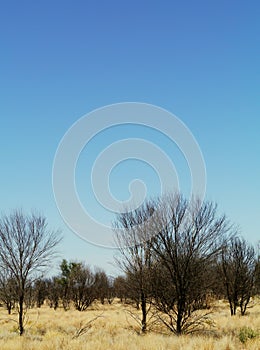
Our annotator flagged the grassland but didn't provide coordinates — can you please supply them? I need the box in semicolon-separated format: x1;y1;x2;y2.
0;299;259;350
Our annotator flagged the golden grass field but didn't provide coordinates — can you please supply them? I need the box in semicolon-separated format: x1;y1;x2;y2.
0;299;259;350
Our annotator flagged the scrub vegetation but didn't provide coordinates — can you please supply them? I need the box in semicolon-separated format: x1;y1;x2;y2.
0;194;259;349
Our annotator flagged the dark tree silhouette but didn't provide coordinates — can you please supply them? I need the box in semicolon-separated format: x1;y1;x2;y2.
114;199;156;333
0;210;61;335
114;193;235;334
150;194;234;334
58;259;96;311
70;262;96;311
0;270;17;314
95;269;109;304
220;237;256;316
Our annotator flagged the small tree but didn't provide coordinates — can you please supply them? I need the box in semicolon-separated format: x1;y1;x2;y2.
255;242;260;295
113;275;128;302
95;269;109;304
114;200;156;333
0;210;61;335
0;271;17;314
59;259;75;310
58;259;96;311
220;237;256;316
70;263;96;311
255;263;260;295
106;276;115;304
46;276;61;310
33;279;48;308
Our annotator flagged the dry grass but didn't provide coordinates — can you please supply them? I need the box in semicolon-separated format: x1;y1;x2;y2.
0;299;259;350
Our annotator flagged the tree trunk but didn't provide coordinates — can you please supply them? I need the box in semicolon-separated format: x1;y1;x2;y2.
176;301;183;335
240;295;250;316
227;296;235;316
7;302;12;315
19;295;24;336
176;313;182;334
230;306;234;316
54;300;58;310
140;290;147;333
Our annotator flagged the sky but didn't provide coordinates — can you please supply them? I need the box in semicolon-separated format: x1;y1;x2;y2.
0;0;259;276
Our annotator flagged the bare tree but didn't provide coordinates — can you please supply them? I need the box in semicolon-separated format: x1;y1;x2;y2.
57;259;96;311
33;278;48;308
150;194;234;334
114;199;157;333
153;194;237;334
114;193;234;334
70;262;96;311
106;275;115;305
0;210;61;335
220;237;256;316
113;275;128;302
94;269;109;304
256;261;260;295
46;276;61;310
0;270;17;314
255;241;260;295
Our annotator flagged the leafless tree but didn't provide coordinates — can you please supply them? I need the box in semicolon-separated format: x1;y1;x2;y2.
255;241;260;295
114;193;235;335
256;261;260;295
94;269;109;304
0;270;17;314
114;199;157;333
58;259;96;311
0;210;61;335
220;237;256;316
33;278;48;308
113;275;128;302
150;194;234;334
46;276;61;310
106;275;115;305
70;262;96;311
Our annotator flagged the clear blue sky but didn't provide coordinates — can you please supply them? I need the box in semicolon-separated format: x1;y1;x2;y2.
1;1;259;275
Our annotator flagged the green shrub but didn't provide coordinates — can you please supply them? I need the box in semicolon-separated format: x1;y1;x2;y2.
238;326;258;343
